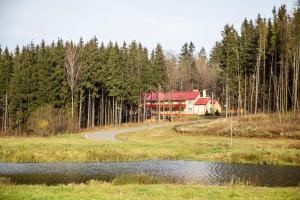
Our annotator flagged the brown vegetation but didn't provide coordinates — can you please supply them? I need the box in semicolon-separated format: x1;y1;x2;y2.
175;114;300;139
27;104;78;136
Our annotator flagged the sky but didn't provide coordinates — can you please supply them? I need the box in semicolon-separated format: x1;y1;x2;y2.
0;0;297;54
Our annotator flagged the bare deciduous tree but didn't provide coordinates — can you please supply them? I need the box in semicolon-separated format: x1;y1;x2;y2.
64;43;82;119
194;54;219;91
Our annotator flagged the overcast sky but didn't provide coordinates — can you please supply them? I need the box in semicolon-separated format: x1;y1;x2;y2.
0;0;296;54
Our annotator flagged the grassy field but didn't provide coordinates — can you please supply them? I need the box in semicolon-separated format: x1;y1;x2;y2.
0;114;299;165
0;181;299;200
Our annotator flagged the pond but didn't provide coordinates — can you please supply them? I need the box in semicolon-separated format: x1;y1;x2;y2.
0;160;299;187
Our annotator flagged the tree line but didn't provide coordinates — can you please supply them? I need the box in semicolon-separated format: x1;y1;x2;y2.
0;3;299;135
209;4;300;116
0;38;168;134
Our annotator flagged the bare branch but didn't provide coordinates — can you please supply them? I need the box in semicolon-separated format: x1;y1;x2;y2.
64;43;82;118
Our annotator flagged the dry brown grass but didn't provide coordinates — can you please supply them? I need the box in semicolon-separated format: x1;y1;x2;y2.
175;113;300;139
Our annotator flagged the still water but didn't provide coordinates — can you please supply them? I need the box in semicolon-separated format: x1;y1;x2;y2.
0;160;299;186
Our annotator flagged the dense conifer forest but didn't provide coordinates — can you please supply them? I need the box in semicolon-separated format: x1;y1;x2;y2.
0;4;299;135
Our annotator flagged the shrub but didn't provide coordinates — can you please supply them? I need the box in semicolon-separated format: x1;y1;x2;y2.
27;104;75;136
205;110;210;116
215;109;221;116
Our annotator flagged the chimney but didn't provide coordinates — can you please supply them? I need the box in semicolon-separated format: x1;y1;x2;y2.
203;90;206;98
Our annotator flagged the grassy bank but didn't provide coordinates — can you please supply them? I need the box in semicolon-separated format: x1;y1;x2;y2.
175;114;300;139
0;119;299;165
0;181;299;200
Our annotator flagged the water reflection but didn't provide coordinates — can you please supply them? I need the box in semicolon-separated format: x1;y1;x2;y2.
0;160;299;186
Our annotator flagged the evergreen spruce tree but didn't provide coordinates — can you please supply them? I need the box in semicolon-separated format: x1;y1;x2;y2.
153;44;167;89
0;47;13;131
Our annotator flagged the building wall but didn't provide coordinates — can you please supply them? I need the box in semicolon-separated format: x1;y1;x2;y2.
184;99;195;114
194;104;208;115
212;102;222;113
184;94;202;115
194;101;222;115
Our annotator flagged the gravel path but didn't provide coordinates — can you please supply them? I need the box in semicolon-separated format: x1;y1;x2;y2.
84;121;196;141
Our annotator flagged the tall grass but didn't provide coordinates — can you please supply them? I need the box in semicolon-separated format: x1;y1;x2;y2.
175;113;300;139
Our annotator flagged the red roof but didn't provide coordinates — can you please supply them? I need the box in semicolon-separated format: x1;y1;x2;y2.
146;104;186;109
195;98;210;105
195;98;218;105
145;91;200;101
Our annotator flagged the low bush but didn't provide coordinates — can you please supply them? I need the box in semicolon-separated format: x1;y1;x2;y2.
204;110;211;116
27;104;78;136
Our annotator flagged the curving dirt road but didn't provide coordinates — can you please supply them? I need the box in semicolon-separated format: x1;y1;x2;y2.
84;121;199;141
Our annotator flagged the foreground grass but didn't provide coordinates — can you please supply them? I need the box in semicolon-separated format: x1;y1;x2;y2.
0;182;299;200
0;122;299;165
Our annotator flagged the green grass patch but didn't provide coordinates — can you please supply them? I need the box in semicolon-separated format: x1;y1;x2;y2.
0;182;298;200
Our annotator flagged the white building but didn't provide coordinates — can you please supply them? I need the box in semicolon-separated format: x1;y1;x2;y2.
145;89;221;116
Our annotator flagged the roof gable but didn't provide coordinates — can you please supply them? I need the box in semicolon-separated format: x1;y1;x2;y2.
195;98;210;105
195;98;219;105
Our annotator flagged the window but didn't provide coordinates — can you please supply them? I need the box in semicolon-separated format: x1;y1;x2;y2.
188;100;193;105
188;108;192;112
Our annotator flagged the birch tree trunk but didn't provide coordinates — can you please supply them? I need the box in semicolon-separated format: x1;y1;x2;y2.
64;44;82;120
250;74;255;114
71;90;74;119
244;73;247;114
92;96;95;128
255;43;261;114
115;98;118;125
78;91;82;129
119;100;123;126
101;87;104;126
87;89;91;128
137;93;140;124
293;45;300;116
